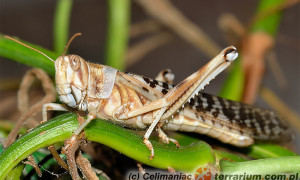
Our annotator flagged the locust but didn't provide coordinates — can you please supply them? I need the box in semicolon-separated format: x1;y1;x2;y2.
5;34;291;159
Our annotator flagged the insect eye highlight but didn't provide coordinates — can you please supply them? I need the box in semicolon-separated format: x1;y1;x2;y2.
70;56;81;71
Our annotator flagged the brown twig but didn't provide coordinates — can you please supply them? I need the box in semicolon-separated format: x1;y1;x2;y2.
241;32;274;104
63;115;86;180
48;145;69;171
61;115;96;179
5;68;56;148
63;134;82;180
130;19;162;38
76;151;98;180
218;13;246;45
135;0;221;58
126;31;173;67
265;51;287;89
23;155;42;177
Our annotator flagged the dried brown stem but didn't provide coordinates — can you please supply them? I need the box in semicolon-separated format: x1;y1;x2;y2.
241;33;274;104
76;151;98;180
5;69;56;148
126;31;173;67
63;134;82;180
266;51;287;89
218;13;246;45
63;136;81;180
24;155;42;177
48;145;69;171
130;19;162;38
135;0;221;58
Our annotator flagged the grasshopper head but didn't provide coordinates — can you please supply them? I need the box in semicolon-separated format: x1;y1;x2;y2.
55;55;89;110
4;34;90;110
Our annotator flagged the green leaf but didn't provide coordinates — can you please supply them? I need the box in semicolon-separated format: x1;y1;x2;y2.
0;33;57;76
220;156;300;174
250;0;285;36
214;150;248;162
53;0;73;54
244;143;297;159
6;164;25;180
105;0;130;70
219;59;244;101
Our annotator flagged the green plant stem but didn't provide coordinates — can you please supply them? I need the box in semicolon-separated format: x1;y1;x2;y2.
219;58;244;101
105;0;130;70
0;113;76;179
244;143;297;159
53;0;73;54
6;164;25;180
169;133;248;162
85;119;215;172
220;156;300;174
250;0;285;35
214;150;248;162
0;113;215;179
0;34;57;76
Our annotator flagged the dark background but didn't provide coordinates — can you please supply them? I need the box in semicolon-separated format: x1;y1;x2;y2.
0;0;299;152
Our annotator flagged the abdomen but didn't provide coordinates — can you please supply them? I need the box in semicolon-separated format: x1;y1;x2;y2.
162;93;291;147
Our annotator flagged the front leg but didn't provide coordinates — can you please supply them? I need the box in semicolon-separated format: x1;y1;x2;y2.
42;103;95;144
42;103;69;123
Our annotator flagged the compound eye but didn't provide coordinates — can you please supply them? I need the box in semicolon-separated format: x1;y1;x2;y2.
70;55;81;71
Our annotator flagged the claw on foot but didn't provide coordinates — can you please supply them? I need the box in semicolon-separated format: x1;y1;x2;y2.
169;138;180;148
143;138;154;160
157;124;180;148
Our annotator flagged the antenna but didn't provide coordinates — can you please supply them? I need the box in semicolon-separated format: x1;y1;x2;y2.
4;35;55;62
62;33;82;56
